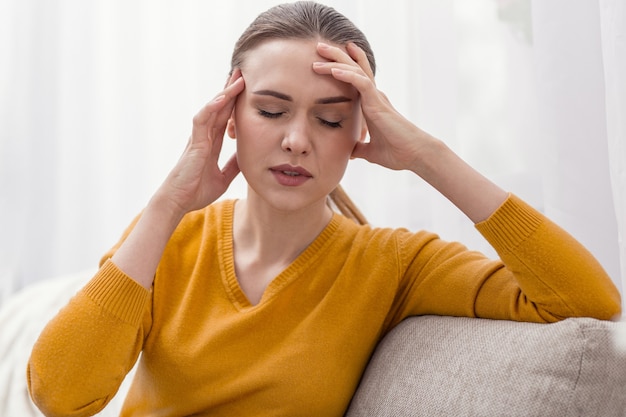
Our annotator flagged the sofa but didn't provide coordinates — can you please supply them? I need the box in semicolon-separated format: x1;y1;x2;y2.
346;315;626;416
2;270;625;416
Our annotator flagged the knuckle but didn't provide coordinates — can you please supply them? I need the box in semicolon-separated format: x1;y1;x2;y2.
192;113;204;126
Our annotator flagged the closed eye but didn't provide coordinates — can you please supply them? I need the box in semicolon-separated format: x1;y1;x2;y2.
258;109;284;119
318;118;342;129
259;108;342;128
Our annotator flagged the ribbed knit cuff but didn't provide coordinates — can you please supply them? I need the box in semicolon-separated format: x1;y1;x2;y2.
82;259;150;326
475;193;544;252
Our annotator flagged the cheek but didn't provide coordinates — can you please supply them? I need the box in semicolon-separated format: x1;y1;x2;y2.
323;133;358;168
232;103;258;140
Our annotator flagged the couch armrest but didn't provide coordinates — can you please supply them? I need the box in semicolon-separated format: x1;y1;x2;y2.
346;316;626;417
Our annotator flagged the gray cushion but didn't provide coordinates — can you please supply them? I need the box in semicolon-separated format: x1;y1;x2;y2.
346;316;626;417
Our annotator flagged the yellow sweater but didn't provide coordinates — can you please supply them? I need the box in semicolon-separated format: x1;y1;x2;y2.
27;195;620;416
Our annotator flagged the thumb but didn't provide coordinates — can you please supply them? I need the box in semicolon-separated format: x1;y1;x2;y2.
350;141;371;162
221;153;240;184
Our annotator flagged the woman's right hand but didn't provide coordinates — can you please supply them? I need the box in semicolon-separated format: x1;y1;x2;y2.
111;71;245;289
155;70;245;217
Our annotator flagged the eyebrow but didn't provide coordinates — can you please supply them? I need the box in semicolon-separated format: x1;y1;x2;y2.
253;89;352;104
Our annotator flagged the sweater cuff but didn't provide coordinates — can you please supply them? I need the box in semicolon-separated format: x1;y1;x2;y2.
475;193;544;253
82;259;150;326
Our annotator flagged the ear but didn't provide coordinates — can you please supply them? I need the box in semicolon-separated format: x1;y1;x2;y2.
358;119;368;142
227;118;236;139
350;120;368;160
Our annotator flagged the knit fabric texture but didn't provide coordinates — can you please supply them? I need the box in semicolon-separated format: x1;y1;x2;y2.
27;195;620;416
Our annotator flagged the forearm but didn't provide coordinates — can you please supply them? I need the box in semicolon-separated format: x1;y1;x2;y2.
111;193;185;289
408;133;508;223
402;195;621;323
28;265;149;416
474;195;621;321
109;77;243;290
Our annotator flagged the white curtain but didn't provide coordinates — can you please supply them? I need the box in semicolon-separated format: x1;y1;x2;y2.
1;0;624;307
530;0;625;305
599;0;626;308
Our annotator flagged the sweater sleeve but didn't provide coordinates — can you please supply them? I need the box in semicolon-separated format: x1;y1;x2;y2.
394;194;621;324
473;194;621;321
27;259;152;417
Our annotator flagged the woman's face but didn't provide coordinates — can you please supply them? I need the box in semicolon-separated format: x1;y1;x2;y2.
229;38;365;213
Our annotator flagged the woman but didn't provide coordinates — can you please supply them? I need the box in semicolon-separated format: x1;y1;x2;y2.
28;2;620;416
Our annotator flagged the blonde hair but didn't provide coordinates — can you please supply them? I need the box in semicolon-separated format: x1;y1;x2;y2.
328;184;368;225
230;1;376;76
230;1;372;225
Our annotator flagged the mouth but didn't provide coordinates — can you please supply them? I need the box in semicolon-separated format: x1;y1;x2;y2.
269;164;313;186
270;164;313;177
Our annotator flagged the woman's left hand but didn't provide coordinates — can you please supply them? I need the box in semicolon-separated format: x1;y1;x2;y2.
313;41;508;223
313;42;435;172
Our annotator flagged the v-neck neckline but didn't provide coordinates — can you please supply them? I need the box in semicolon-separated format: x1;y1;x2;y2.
217;200;342;310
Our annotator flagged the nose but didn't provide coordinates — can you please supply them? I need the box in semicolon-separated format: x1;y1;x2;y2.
281;118;312;155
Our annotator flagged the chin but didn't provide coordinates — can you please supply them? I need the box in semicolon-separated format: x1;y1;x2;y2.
248;188;328;215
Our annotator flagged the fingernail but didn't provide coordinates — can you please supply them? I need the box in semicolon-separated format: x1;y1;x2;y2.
214;95;225;102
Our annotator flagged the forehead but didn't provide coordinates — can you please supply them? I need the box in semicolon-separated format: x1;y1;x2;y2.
240;38;357;100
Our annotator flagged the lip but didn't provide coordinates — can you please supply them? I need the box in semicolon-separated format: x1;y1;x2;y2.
269;164;313;187
270;164;312;177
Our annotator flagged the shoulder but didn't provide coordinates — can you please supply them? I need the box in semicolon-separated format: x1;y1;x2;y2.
178;199;234;227
169;199;235;243
333;214;441;256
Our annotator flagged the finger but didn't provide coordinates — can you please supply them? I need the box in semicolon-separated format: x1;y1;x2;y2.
313;47;373;85
193;95;223;126
220;153;240;184
215;74;245;123
190;96;223;149
224;67;243;88
346;42;375;81
350;140;373;163
208;126;225;163
191;77;245;141
210;76;245;134
207;77;246;160
195;74;245;124
214;70;244;135
312;61;367;78
328;67;378;102
316;42;357;67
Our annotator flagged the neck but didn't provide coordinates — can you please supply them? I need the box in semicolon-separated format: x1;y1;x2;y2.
233;195;333;265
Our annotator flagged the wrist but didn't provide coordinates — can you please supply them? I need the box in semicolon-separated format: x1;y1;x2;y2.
406;132;447;176
110;192;188;290
145;190;189;232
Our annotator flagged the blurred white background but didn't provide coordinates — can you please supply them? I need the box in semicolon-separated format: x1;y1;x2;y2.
1;0;624;308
